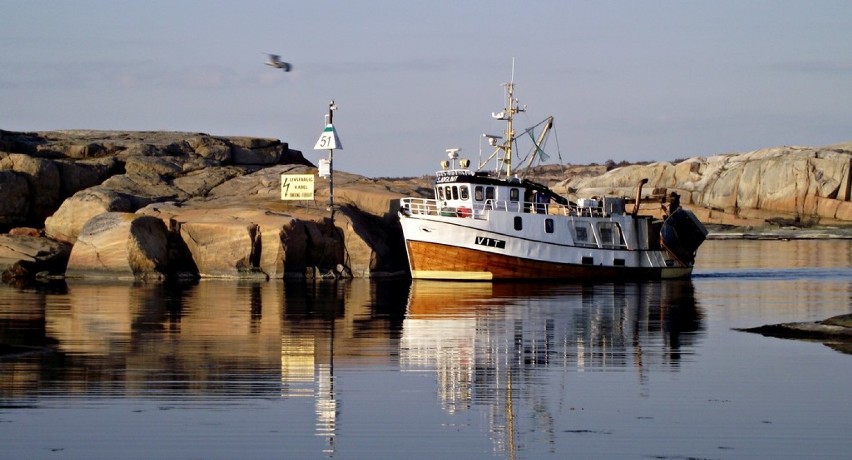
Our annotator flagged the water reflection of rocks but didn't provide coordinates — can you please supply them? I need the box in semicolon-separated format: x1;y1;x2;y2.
0;278;701;458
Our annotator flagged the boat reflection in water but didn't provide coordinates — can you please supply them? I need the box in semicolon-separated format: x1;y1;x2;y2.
401;280;703;454
0;278;701;458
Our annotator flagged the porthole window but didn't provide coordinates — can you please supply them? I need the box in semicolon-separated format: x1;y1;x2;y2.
545;218;554;234
514;216;523;231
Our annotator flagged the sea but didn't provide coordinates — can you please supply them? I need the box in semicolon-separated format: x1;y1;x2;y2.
1;239;851;459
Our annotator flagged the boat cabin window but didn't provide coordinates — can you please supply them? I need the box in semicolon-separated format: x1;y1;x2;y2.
485;187;495;200
437;187;445;201
545;218;554;234
514;216;523;231
599;226;612;244
460;185;469;200
510;188;520;202
474;186;484;201
597;222;626;248
572;221;596;246
451;186;459;200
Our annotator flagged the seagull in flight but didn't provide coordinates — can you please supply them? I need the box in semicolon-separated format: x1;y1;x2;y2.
265;54;292;72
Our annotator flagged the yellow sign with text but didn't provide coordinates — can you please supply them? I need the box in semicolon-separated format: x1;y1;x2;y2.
280;174;315;200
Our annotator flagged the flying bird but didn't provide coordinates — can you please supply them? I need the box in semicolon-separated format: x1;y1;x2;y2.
265;54;292;72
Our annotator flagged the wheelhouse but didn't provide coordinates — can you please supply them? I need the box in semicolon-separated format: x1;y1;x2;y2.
434;169;566;216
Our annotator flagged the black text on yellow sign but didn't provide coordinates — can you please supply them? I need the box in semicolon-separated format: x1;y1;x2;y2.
280;174;315;200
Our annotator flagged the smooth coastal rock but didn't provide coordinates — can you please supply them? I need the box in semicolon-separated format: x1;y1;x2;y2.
0;233;71;282
45;188;134;243
741;314;852;339
65;213;172;280
1;129;418;281
1;128;851;282
136;164;408;279
561;144;852;225
739;314;852;354
0;170;29;228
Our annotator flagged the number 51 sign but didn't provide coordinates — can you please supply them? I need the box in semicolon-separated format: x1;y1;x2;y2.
314;124;342;150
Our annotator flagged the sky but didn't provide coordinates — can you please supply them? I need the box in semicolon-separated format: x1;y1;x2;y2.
2;1;851;178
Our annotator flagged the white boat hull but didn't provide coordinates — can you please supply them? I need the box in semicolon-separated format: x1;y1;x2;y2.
396;74;706;282
399;209;694;281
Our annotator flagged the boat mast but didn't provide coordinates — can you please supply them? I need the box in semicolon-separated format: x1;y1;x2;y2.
478;61;527;178
499;80;524;177
504;81;515;177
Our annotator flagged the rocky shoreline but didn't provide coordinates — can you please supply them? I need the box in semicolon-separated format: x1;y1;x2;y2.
1;129;421;283
739;314;852;354
705;224;852;240
2;129;851;284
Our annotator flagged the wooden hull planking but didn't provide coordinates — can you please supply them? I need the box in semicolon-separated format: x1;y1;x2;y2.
406;240;692;281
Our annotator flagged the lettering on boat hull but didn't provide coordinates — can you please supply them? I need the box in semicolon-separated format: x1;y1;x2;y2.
396;72;706;281
474;236;506;249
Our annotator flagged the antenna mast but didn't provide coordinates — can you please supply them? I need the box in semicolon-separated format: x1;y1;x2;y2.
501;58;523;178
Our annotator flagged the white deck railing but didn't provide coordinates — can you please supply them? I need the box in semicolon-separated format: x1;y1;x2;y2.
400;197;589;219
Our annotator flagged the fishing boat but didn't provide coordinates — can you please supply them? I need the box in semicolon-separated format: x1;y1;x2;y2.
398;76;707;281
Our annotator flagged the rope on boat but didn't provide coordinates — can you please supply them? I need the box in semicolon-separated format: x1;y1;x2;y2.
515;117;566;179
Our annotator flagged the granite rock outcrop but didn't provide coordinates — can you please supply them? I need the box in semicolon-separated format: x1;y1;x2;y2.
1;128;851;282
559;143;852;225
1;129;414;281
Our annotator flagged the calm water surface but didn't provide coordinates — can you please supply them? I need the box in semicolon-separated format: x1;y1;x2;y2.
1;240;851;459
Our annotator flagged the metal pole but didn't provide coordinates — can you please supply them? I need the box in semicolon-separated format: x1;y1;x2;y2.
329;149;334;220
328;100;336;222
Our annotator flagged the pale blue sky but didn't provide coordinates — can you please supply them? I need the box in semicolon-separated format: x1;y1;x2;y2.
2;1;851;177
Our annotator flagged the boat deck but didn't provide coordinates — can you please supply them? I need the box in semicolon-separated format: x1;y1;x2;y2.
400;197;606;219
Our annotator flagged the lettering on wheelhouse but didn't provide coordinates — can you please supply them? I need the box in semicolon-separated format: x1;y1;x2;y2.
475;236;506;249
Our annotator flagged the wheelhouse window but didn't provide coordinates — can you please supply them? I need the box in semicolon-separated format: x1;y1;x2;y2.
485;187;495;200
437;187;445;201
514;216;523;231
510;188;520;202
599;226;612;243
451;186;459;200
460;185;469;200
572;221;595;246
474;186;484;201
597;222;626;248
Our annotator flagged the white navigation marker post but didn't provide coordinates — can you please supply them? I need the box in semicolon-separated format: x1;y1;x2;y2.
314;100;342;221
